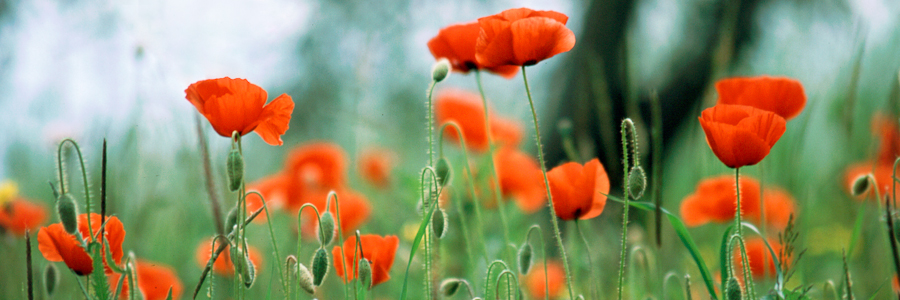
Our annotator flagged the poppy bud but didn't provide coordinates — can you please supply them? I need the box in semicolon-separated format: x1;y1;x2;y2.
225;205;239;234
311;248;329;286
56;194;79;234
233;246;255;288
850;174;873;197
440;278;462;297
435;158;452;186
517;243;533;274
44;263;59;296
358;258;373;289
557;118;573;137
432;58;451;82
724;276;741;300
297;262;316;294
318;212;336;246
432;208;447;239
628;165;647;200
226;148;244;191
576;295;585;300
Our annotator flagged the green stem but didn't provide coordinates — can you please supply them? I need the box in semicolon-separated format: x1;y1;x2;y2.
576;220;597;299
425;79;438;299
56;139;93;238
520;66;576;300
440;122;490;267
617;121;632;300
526;225;550;300
734;168;743;240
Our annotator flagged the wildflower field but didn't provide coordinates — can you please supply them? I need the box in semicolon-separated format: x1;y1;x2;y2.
1;0;900;299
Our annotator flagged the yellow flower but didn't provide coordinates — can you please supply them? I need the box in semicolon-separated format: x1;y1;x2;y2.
0;180;19;206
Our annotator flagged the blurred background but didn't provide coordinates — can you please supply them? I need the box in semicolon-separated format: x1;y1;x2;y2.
1;0;899;298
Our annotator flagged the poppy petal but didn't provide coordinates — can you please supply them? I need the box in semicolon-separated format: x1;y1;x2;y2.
716;76;806;120
38;224;93;275
254;94;294;146
578;159;610;220
510;17;575;66
475;16;516;68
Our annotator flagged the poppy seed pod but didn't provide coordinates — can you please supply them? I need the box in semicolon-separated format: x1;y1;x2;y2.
56;194;78;234
358;258;373;289
432;58;451;82
440;278;462;297
517;243;534;274
432;208;447;239
227;148;244;191
724;276;742;300
318;212;336;246
850;174;873;197
627;166;647;200
297;262;316;294
311;248;329;286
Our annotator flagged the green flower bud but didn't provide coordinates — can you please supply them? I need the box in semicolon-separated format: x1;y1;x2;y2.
311;248;329;286
358;258;373;289
44;263;59;296
517;243;534;274
224;205;239;234
297;262;316;294
233;247;255;288
432;58;451;82
226;148;244;192
432;208;447;239
56;194;79;234
851;174;872;197
435;158;452;187
440;278;462;297
318;212;336;246
725;276;742;300
628;165;647;200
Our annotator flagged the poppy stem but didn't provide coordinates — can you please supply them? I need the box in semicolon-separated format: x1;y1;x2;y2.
56;139;94;238
520;66;576;300
196;115;226;235
575;220;597;299
25;230;33;300
440;122;490;267
734;167;743;241
617;119;636;300
525;225;549;300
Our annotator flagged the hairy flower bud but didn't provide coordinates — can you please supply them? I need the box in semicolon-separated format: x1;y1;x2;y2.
517;243;534;274
432;58;451;82
358;258;373;289
318;212;336;246
297;262;315;294
226;148;244;191
628;165;647;200
851;174;873;197
311;248;329;286
724;276;742;300
435;158;452;187
440;278;462;297
44;263;59;296
56;194;79;234
432;208;447;239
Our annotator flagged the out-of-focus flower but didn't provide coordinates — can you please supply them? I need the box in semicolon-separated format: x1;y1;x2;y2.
109;259;184;300
525;260;565;299
0;180;18;206
475;8;575;67
493;146;545;213
194;238;263;277
547;158;610;220
435;89;522;152
715;76;807;120
185;77;294;146
428;22;519;78
332;234;399;287
358;147;396;189
844;115;900;200
0;197;47;237
679;175;796;229
302;189;372;237
698;104;786;168
37;214;125;275
733;237;782;279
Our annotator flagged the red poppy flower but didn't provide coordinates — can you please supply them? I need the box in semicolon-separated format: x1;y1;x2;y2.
475;8;576;67
493;146;546;213
715;76;807;120
194;238;263;276
526;260;565;299
843;115;900;200
761;187;796;230
302;189;372;237
547;158;610;220
186;77;294;146
733;237;782;279
679;175;796;229
435;89;523;152
699;104;787;168
109;259;184;300
0;198;47;236
332;234;399;287
37;214;125;275
872;114;900;166
428;22;519;78
844;162;895;200
358;147;396;189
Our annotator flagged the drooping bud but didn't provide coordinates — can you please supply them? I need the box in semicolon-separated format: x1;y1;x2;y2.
724;276;742;300
435;158;452;187
224;205;239;234
432;58;451;82
318;212;336;246
628;165;647;200
226;148;244;191
311;248;329;286
432;208;447;239
851;174;873;197
358;258;373;289
297;262;316;294
56;194;79;234
440;278;462;297
517;243;534;274
234;246;255;288
44;263;59;296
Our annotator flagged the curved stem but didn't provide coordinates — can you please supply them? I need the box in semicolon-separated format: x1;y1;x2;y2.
484;260;511;294
56;139;93;238
520;66;576;300
493;270;521;300
525;225;550;300
244;191;284;294
327;191;350;300
440;122;490;265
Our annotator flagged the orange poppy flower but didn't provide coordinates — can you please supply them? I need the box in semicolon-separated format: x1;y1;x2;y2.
475;8;575;67
194;238;263;276
302;189;372;237
435;89;523;152
715;76;807;120
109;259;184;300
699;104;787;168
332;234;399;287
37;213;125;275
493;146;546;213
0;198;47;236
525;260;565;299
547;158;610;220
733;237;781;279
428;22;519;78
679;175;796;229
872;114;900;166
358;147;396;189
185;77;294;146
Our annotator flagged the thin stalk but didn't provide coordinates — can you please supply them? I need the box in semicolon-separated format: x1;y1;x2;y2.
617;120;635;300
25;230;33;300
245;191;285;295
733;167;754;297
57;139;94;238
440;122;490;265
576;221;597;299
425;79;438;299
650;91;663;247
520;66;576;300
196;115;225;235
525;225;550;300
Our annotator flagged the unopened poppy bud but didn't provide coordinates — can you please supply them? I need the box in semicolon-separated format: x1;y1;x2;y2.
311;248;329;286
432;58;451;82
358;258;373;289
44;263;59;296
318;212;336;246
226;148;244;191
440;278;462;297
724;276;741;300
432;208;447;239
225;206;239;234
517;243;533;274
56;194;79;234
576;295;585;300
851;174;873;196
239;249;256;288
628;165;647;200
557;118;573;137
297;262;315;294
435;158;452;186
